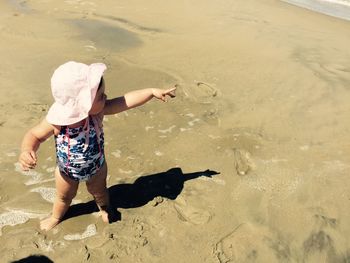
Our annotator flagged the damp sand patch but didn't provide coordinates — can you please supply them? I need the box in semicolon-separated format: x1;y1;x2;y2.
91;12;163;34
67;18;142;52
7;0;32;13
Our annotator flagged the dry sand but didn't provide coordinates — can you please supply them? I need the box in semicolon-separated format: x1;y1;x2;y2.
1;0;350;262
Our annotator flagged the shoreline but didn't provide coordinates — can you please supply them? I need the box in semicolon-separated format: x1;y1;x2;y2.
282;0;350;21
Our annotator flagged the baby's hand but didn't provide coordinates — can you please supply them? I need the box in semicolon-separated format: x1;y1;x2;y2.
19;150;37;171
152;87;176;102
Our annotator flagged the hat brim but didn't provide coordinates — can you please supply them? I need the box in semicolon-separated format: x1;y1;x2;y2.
88;63;107;103
46;102;88;126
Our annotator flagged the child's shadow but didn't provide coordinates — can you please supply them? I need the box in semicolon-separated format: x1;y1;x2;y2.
63;168;219;222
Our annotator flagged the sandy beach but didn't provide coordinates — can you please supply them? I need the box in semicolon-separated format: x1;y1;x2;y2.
1;0;350;262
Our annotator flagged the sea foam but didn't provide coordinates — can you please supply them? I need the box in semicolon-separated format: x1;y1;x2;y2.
63;224;97;240
0;210;42;235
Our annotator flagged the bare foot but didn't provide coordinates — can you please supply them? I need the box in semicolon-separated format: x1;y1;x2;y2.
40;216;60;231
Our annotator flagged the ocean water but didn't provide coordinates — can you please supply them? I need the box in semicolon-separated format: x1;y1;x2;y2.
282;0;350;21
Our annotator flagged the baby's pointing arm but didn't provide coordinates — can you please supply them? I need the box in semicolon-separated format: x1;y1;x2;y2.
103;87;176;115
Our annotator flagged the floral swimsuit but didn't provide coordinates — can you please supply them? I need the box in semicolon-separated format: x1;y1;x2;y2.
55;116;105;182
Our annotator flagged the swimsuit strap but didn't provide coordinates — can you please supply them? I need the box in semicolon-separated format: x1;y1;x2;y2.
83;117;90;151
65;125;71;177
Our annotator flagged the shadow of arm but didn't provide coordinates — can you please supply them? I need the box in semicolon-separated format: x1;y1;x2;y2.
184;169;220;181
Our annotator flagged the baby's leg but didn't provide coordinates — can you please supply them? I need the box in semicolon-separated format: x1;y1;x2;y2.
86;162;110;223
40;167;79;231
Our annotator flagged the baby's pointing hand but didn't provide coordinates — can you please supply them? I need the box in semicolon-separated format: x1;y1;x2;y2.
152;87;176;102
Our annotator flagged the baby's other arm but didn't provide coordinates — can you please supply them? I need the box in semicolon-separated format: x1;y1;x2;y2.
103;87;176;115
19;118;56;170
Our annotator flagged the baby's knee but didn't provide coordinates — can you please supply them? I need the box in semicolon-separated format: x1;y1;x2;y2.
86;178;106;194
56;191;76;203
86;184;96;195
87;186;108;198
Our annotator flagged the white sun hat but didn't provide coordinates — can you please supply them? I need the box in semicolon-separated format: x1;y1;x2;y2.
46;61;106;126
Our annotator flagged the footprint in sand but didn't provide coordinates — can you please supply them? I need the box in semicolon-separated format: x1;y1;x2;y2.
302;227;350;263
302;211;347;262
233;148;253;176
173;196;211;225
214;223;289;263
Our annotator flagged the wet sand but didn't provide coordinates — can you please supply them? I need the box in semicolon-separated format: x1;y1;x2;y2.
1;0;350;262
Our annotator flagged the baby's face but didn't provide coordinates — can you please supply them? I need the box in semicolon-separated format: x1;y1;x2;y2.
89;78;107;115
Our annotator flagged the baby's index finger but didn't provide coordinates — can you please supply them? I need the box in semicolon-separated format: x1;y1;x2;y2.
166;87;176;97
